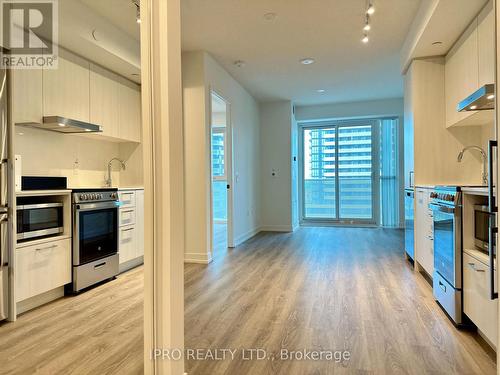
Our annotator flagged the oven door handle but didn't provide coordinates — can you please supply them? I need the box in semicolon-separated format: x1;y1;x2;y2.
75;201;121;211
429;203;455;214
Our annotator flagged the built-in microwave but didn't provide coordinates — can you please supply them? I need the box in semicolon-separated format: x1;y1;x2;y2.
17;203;64;241
474;204;491;253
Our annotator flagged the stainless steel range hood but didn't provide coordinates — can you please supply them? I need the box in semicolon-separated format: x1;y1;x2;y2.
17;116;102;134
458;84;495;112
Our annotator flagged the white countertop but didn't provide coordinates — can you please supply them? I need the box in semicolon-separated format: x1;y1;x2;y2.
461;186;489;196
118;187;144;191
16;189;72;196
414;185;434;189
464;248;496;270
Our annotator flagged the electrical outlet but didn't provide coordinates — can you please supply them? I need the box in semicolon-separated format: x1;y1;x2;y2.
73;158;80;175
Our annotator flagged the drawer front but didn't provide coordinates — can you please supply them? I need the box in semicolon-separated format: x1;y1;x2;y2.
463;253;497;347
433;271;462;324
119;207;136;227
119;225;136;264
119;191;136;208
16;238;71;302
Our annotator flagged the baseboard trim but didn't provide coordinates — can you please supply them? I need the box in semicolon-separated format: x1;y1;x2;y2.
184;252;213;264
234;227;261;246
260;225;293;232
119;256;144;273
17;287;65;315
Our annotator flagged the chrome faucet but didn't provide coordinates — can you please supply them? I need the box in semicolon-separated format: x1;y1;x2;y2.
105;158;126;187
457;146;487;185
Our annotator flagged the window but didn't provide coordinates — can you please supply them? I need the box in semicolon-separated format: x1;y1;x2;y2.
300;118;400;227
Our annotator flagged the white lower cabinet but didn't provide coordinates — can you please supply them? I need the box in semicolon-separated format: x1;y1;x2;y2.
463;252;497;348
119;225;137;264
15;238;71;302
415;188;434;275
118;189;144;271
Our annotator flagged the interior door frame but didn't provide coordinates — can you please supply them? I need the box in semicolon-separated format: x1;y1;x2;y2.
209;89;234;250
298;119;380;226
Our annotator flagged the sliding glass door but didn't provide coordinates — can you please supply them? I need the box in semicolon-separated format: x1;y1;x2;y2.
301;120;378;224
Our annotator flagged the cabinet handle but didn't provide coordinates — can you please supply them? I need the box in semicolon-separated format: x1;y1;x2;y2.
36;244;57;251
122;228;134;232
468;262;486;272
122;209;134;214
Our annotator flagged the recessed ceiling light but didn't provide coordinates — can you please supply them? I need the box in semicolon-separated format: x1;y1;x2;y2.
487;94;495;100
366;3;375;15
432;41;443;46
264;12;277;21
234;60;246;68
317;89;326;93
300;58;315;65
362;34;369;43
58;123;66;127
470;105;477;110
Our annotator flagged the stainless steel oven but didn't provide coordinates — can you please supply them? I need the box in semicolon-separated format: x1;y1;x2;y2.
72;189;120;292
430;186;463;325
17;202;63;241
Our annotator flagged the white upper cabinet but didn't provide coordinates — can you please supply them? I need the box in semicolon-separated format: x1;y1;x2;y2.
90;63;120;139
118;77;141;143
445;20;478;128
11;48;141;143
445;0;494;128
43;49;90;122
10;66;43;125
478;0;495;86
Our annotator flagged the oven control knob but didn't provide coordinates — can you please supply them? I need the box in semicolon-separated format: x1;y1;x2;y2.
79;194;85;200
430;192;437;198
82;194;88;200
92;193;98;200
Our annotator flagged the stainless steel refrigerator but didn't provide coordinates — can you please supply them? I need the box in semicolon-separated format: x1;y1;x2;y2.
0;61;11;321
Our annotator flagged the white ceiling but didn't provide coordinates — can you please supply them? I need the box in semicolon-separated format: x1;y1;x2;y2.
79;0;140;41
181;0;422;105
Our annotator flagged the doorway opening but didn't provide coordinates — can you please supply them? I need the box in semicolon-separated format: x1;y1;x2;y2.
210;91;232;251
299;118;400;227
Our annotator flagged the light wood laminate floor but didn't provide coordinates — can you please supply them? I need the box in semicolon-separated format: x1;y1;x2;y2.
0;227;497;374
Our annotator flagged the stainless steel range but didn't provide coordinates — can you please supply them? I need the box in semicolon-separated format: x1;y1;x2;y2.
430;186;464;324
71;189;120;292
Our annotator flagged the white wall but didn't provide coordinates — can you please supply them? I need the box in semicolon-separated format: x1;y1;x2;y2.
260;101;294;231
295;98;404;121
14;128;122;188
204;54;261;246
182;51;211;263
182;51;261;262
